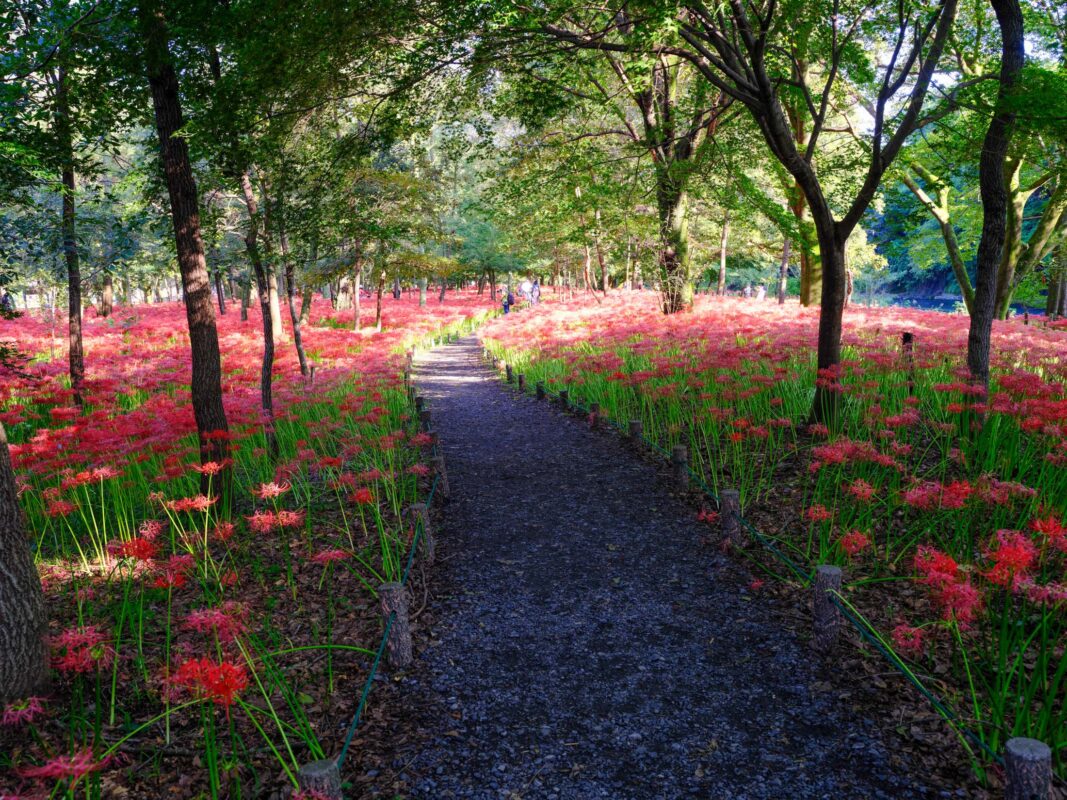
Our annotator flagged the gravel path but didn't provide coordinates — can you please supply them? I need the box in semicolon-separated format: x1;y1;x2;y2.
393;335;939;800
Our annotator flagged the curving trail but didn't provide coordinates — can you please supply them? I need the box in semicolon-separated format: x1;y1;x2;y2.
386;335;936;800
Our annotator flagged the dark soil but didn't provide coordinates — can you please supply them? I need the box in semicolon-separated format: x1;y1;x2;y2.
366;336;965;800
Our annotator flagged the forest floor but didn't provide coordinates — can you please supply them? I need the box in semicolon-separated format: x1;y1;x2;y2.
365;335;974;800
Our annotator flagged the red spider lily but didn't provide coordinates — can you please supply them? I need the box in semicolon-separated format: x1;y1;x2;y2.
350;487;375;505
51;626;116;674
915;547;959;587
188;459;232;475
164;495;217;513
845;479;876;502
1030;515;1067;551
246;509;277;533
696;508;720;525
116;536;158;561
213;521;236;541
839;530;872;557
170;657;248;708
183;603;247;642
891;624;926;657
984;530;1037;589
406;463;431;476
804;504;832;523
274;509;305;528
252;480;291;500
45;499;78;517
138;519;166;541
17;748;112;780
310;548;350;565
2;696;46;727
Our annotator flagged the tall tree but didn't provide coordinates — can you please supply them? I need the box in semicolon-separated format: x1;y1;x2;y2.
139;0;230;479
967;0;1025;389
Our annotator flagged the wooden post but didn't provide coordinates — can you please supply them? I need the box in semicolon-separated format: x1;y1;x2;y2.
901;332;915;395
431;454;450;501
379;583;412;670
536;381;545;400
505;363;514;383
671;444;688;490
414;395;425;413
589;402;600;429
409;502;434;566
628;419;642;440
418;408;431;431
720;489;742;546
812;565;843;654
1023;311;1030;326
1004;737;1051;800
517;373;526;392
297;759;343;799
559;389;569;409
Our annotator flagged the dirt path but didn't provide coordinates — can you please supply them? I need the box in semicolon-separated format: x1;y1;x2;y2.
382;335;938;799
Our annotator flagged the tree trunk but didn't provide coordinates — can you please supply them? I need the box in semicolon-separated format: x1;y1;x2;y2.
582;244;592;291
778;239;791;305
238;171;278;458
278;209;308;377
240;275;250;321
140;0;230;483
353;265;362;330
967;0;1025;391
55;66;84;406
375;271;385;332
717;210;730;295
100;271;113;318
0;422;48;704
438;279;447;303
299;285;313;326
994;158;1028;320
656;177;693;313
811;222;847;423
418;276;427;307
488;269;497;300
214;271;226;315
392;275;401;300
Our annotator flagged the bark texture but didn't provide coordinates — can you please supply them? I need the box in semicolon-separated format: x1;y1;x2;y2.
0;422;49;704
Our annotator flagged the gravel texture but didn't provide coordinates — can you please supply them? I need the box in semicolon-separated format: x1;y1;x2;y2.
387;335;944;799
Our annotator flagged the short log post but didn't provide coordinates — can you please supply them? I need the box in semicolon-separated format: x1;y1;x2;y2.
418;408;431;431
720;489;742;546
431;454;450;500
559;389;569;409
1023;311;1030;326
297;759;343;799
409;502;434;566
379;582;412;670
812;565;843;654
1004;737;1051;800
628;419;643;441
505;363;514;383
589;402;600;429
403;367;411;389
517;373;526;392
536;381;546;400
901;332;915;395
414;395;425;413
671;444;689;490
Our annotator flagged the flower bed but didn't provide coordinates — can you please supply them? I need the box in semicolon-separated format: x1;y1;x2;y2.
0;292;492;797
481;292;1067;781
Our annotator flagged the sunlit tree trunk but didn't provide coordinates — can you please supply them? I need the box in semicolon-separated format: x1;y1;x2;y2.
375;270;386;332
717;210;729;296
100;271;114;317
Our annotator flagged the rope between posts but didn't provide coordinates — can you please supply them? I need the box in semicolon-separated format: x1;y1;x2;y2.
513;368;1006;773
335;392;439;771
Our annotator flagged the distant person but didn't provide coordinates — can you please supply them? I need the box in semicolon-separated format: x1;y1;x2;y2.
531;281;540;305
0;290;15;313
743;283;753;299
520;278;533;301
755;284;766;301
